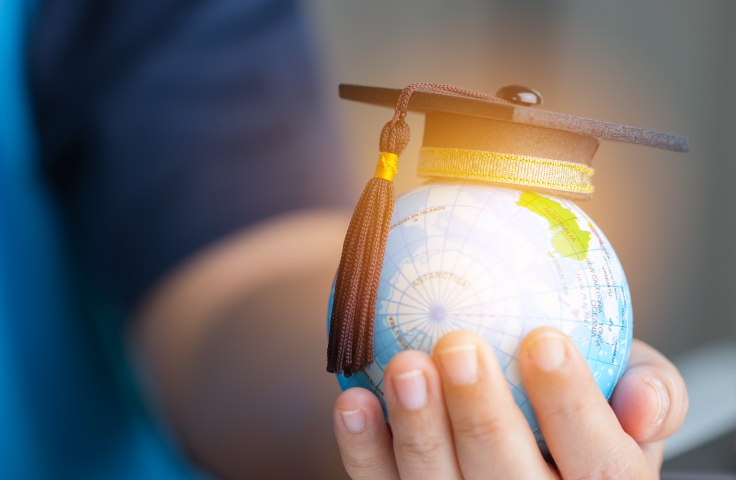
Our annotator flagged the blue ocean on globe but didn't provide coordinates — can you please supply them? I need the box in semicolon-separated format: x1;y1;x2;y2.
328;180;632;446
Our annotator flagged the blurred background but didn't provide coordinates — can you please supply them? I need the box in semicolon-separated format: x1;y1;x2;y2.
4;0;735;478
300;0;736;472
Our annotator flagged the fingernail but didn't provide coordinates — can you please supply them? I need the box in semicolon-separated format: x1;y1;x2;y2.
339;408;366;433
527;332;567;371
437;344;478;385
392;370;427;410
644;377;670;427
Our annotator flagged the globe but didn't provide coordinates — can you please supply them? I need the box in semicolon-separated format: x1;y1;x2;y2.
328;180;633;447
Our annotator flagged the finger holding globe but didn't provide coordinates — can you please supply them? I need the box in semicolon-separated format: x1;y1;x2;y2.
333;330;687;479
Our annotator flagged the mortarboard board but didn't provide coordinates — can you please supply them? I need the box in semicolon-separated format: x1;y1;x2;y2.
326;82;689;376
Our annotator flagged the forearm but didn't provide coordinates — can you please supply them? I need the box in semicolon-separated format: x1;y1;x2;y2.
130;209;350;479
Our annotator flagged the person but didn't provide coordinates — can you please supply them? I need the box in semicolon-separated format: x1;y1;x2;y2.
1;0;687;479
7;0;351;478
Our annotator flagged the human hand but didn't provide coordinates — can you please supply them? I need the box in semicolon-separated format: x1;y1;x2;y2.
332;327;687;479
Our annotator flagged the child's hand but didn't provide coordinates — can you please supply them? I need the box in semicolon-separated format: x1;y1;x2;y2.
333;327;687;479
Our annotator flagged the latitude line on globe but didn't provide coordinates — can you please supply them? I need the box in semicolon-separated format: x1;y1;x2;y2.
444;188;543;307
385;213;581;311
438;188;517;308
390;189;441;308
433;204;563;311
375;296;430;314
380;254;435;308
444;291;628;330
373;315;430;337
436;184;494;308
430;199;611;309
434;181;465;311
412;312;454;351
407;317;440;352
443;286;627;319
381;253;434;308
433;184;499;308
401;314;470;349
393;209;437;308
422;183;440;307
443;247;622;313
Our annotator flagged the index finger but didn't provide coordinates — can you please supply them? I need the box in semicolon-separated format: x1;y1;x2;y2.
519;327;654;478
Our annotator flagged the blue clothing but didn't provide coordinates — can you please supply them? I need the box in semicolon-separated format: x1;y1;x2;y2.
30;0;350;309
1;0;208;477
0;0;349;478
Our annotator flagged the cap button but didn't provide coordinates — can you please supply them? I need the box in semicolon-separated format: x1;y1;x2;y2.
495;85;543;106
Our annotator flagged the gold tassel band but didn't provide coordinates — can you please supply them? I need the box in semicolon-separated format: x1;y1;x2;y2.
374;152;399;182
417;147;595;196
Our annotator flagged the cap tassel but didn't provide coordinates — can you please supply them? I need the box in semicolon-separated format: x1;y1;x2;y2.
327;83;504;376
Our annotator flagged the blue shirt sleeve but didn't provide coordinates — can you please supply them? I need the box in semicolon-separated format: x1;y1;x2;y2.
29;0;352;310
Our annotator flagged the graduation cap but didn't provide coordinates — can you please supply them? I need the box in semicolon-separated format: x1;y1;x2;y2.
326;82;689;376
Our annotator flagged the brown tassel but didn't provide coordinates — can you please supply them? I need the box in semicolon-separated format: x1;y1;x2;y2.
327;83;503;376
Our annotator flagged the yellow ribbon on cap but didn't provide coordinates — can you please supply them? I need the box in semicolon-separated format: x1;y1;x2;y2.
374;152;399;182
417;147;595;196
